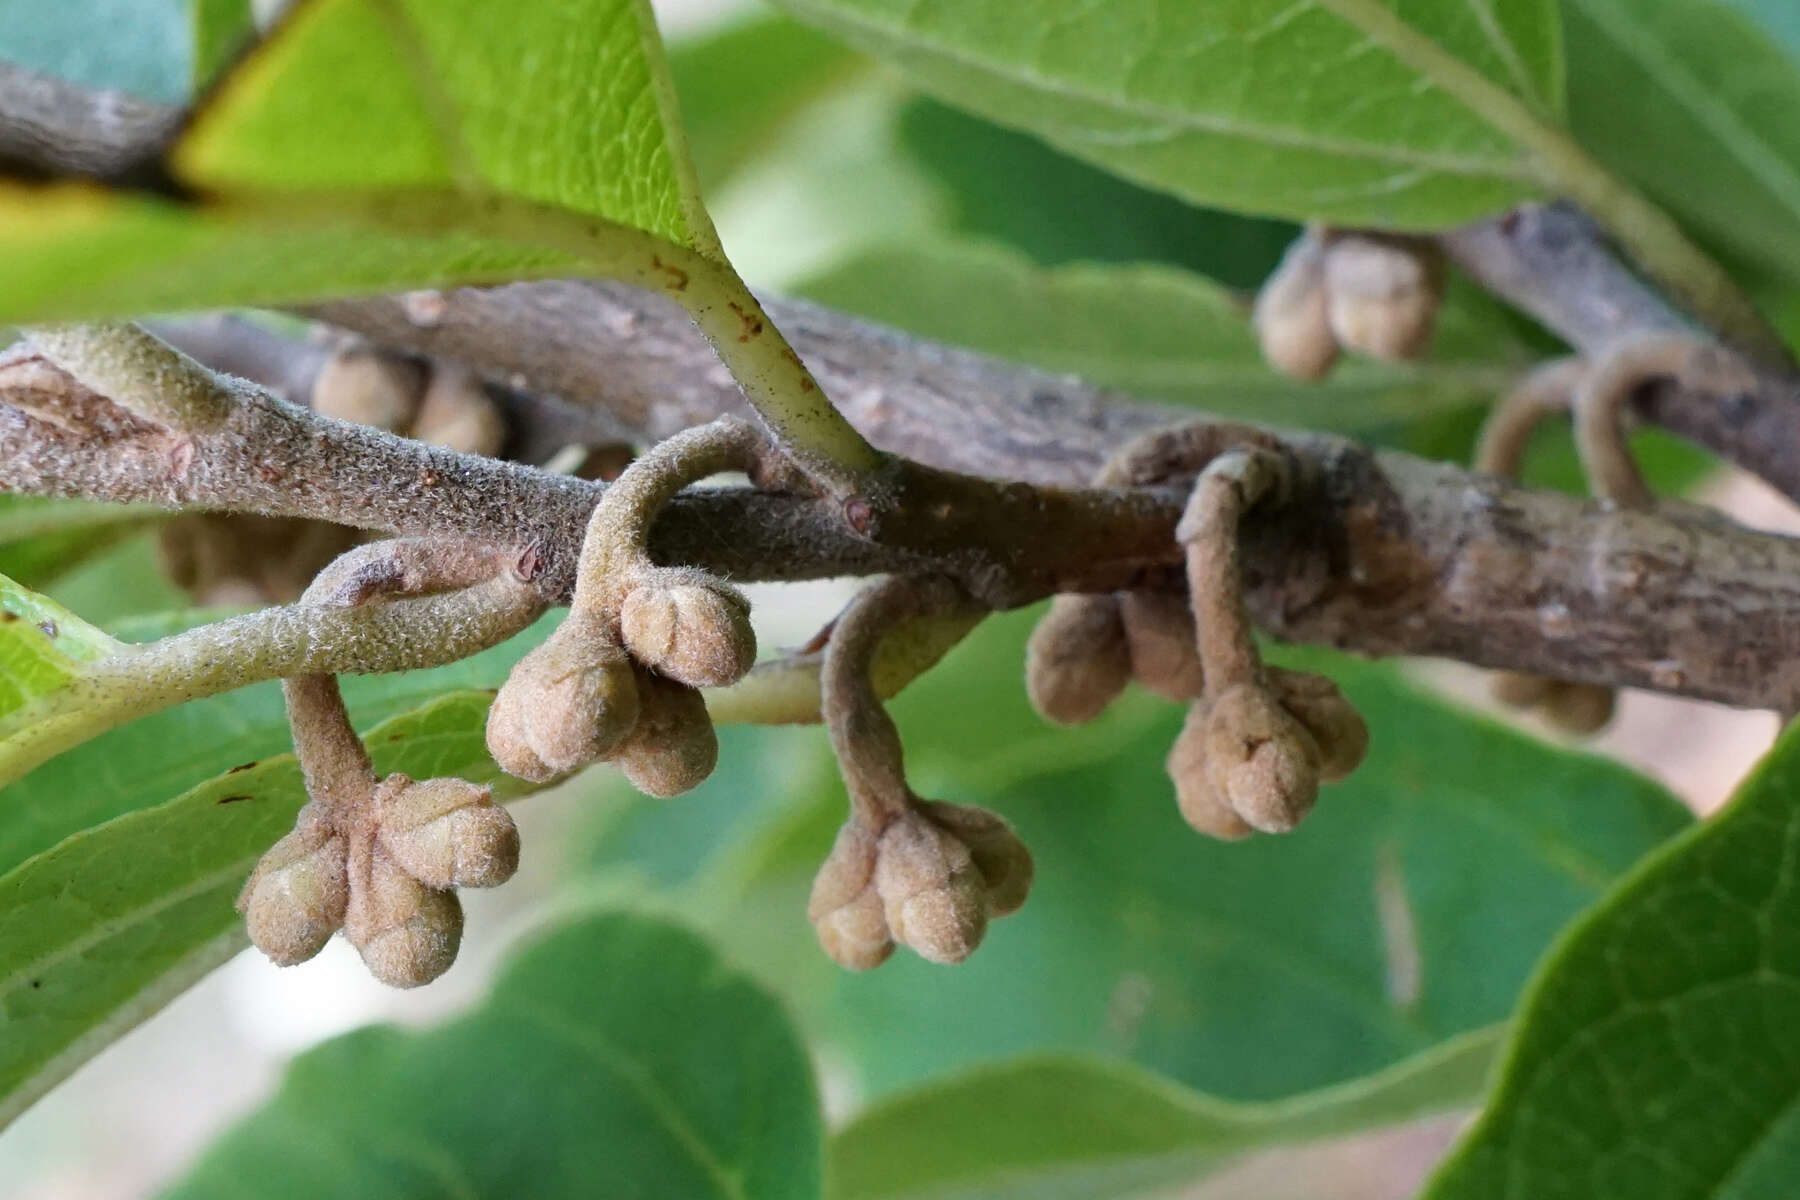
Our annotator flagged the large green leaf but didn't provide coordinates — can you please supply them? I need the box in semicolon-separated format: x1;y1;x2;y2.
1566;0;1800;293
0;497;164;590
767;0;1558;228
1425;719;1800;1200
164;910;822;1200
796;239;1534;434
681;610;1689;1105
0;690;519;1128
829;1030;1501;1200
0;0;718;323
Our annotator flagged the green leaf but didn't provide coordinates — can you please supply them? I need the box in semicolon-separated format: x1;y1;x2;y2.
895;98;1301;288
1565;0;1800;294
0;691;516;1128
176;0;712;251
669;8;865;192
0;0;189;103
693;611;1690;1104
191;0;255;88
767;0;1558;228
164;911;822;1200
1424;718;1800;1200
0;574;119;719
795;239;1534;434
829;1030;1501;1200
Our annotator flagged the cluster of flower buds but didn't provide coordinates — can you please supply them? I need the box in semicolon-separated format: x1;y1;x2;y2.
1026;442;1370;839
1253;228;1445;380
809;799;1033;969
238;772;519;987
486;420;763;798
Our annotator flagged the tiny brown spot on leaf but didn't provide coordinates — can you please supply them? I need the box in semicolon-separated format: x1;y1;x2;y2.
228;761;258;774
217;794;253;805
36;620;56;638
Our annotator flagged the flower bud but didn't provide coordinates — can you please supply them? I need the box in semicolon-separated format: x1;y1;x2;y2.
611;669;719;798
1254;233;1339;381
1165;711;1254;840
807;821;893;971
239;821;348;967
411;365;506;458
1267;667;1369;783
1543;681;1616;736
1025;594;1132;725
375;774;519;889
620;568;757;688
312;346;425;432
916;800;1034;917
1197;682;1323;833
345;847;463;988
486;617;640;782
1323;235;1444;362
1490;670;1556;709
1118;591;1206;702
874;813;988;965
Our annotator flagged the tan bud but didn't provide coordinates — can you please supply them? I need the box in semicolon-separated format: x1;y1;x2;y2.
620;568;757;688
1267;667;1369;783
611;669;718;798
239;823;348;967
374;774;519;889
312;346;425;432
1025;594;1133;725
345;848;463;988
1323;235;1444;361
807;821;893;970
1543;682;1616;736
1119;590;1206;702
1491;670;1557;709
1165;709;1254;840
916;800;1034;918
486;617;640;781
874;814;988;965
411;365;507;458
1254;233;1340;381
1199;683;1323;833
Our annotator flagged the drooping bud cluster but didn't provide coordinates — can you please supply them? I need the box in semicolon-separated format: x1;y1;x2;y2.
238;773;518;987
486;419;764;799
1024;438;1371;841
809;801;1032;969
1253;228;1445;380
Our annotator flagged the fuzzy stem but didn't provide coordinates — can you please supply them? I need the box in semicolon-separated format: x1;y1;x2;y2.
282;674;375;811
1472;358;1584;478
1178;448;1293;688
27;322;233;431
821;576;973;826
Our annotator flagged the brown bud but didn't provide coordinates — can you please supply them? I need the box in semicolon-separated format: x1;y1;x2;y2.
807;821;893;970
1025;594;1132;725
916;800;1034;917
411;365;506;458
1254;233;1340;381
345;846;463;988
374;774;519;889
486;617;640;782
239;818;348;967
1119;590;1205;702
874;813;988;965
1266;667;1369;783
1323;235;1444;362
1165;712;1254;840
1195;682;1323;834
610;669;718;798
1543;681;1616;736
312;346;425;432
620;568;757;689
1491;670;1557;709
